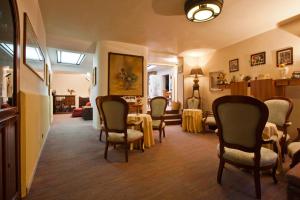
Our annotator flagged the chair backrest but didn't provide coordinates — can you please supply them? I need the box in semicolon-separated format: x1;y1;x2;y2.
95;96;128;133
187;97;200;109
264;97;293;127
150;96;167;118
213;96;268;152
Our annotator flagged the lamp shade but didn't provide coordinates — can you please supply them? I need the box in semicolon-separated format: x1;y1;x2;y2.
190;68;204;76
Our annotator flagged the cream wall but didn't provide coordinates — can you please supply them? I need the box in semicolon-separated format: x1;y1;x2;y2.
52;73;91;107
91;41;148;129
183;28;300;138
17;0;52;197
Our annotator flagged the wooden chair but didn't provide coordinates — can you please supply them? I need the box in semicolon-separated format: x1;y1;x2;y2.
288;128;300;168
264;97;293;161
202;111;217;132
213;95;278;199
96;96;144;162
150;96;167;143
186;96;200;109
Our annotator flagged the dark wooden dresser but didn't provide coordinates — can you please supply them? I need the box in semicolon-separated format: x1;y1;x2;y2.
53;95;76;114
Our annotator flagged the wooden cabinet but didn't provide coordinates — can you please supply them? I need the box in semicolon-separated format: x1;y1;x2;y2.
0;110;18;200
230;81;248;96
250;79;276;101
53;95;76;114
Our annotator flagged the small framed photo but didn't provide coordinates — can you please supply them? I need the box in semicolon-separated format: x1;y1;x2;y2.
178;57;184;73
229;59;239;72
276;47;293;67
92;67;97;86
251;52;266;66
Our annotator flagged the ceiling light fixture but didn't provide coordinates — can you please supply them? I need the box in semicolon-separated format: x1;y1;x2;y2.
185;0;223;23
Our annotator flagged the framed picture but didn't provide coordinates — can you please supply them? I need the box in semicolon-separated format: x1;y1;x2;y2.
229;59;239;72
209;71;223;91
23;13;45;80
108;52;144;96
178;57;184;73
92;67;97;86
251;52;266;66
276;47;293;66
45;64;50;86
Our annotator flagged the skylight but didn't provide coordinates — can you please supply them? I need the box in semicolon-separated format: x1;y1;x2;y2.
0;43;14;56
57;50;86;65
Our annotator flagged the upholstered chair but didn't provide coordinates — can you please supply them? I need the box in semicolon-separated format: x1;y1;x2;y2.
150;97;167;143
202;111;217;132
213;95;278;199
264;97;293;160
288;128;300;168
186;96;200;109
96;96;144;162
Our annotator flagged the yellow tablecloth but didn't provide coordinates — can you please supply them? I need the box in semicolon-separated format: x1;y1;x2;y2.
182;109;203;133
263;122;283;172
127;113;155;148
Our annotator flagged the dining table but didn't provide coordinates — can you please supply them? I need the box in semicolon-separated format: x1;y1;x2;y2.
182;109;203;133
127;113;155;149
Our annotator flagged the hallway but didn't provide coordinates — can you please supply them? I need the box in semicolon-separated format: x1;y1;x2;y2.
27;115;288;200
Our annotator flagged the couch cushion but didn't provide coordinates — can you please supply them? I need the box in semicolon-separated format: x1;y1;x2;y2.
152;120;166;129
287;163;300;188
288;142;300;157
217;144;278;167
107;129;143;143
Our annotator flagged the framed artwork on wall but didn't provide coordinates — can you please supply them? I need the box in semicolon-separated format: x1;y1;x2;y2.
92;67;97;86
45;64;50;86
23;13;45;80
209;71;223;91
178;57;184;73
108;52;144;96
250;52;266;66
276;47;293;66
229;59;239;72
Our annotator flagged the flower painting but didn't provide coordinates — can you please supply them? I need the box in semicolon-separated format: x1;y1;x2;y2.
108;53;144;96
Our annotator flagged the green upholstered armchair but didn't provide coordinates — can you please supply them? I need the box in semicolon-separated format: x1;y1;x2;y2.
213;95;278;199
264;97;293;161
288;128;300;168
186;96;200;109
150;96;167;143
96;96;144;162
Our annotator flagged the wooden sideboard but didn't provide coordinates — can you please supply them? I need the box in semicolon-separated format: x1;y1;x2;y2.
53;95;76;114
219;78;300;100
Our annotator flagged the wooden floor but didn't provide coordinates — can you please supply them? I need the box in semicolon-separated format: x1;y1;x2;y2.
27;114;289;200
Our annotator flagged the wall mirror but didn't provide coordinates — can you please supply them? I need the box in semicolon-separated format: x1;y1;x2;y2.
24;13;45;80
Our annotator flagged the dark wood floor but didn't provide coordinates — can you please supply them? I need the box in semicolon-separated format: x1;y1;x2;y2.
26;114;289;200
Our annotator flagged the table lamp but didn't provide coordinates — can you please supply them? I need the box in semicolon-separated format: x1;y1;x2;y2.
190;68;204;91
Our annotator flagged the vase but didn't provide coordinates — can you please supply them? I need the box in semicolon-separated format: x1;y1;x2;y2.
279;67;289;79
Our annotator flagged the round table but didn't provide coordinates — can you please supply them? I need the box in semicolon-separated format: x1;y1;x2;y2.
127;113;155;148
182;109;203;133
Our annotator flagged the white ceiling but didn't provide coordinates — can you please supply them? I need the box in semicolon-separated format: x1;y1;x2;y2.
48;48;93;73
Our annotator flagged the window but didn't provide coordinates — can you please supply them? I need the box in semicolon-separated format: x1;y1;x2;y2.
57;50;86;65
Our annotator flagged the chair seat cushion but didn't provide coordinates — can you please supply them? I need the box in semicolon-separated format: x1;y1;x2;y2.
288;142;300;157
217;144;278;167
152;120;166;129
107;129;143;143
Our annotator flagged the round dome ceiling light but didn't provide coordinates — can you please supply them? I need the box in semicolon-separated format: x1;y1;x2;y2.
185;0;223;23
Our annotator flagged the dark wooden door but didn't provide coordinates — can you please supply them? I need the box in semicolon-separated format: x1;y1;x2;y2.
4;116;18;200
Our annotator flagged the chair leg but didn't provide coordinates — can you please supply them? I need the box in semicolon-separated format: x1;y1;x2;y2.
217;159;225;184
253;169;261;199
104;141;109;160
163;128;166;138
272;162;278;184
141;139;144;152
159;129;162;143
125;143;129;162
99;129;102;142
